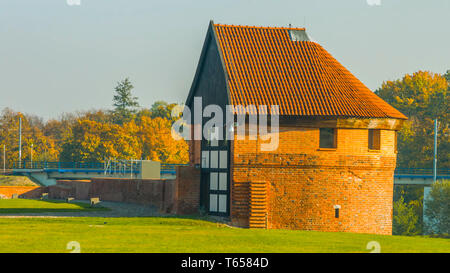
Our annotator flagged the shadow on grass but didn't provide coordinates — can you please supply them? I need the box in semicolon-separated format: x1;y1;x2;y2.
0;199;224;224
0;208;108;214
148;213;231;226
0;199;109;214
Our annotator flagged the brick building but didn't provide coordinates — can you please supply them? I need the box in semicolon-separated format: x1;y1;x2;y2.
184;22;407;235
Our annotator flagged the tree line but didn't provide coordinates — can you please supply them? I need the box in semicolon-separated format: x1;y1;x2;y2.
1;70;448;168
375;70;449;237
376;70;449;169
0;71;448;168
0;78;188;167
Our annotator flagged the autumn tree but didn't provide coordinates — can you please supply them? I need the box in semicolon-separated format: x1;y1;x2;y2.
444;69;450;83
60;119;141;162
112;78;139;124
77;109;114;124
375;71;449;169
377;71;449;235
43;113;77;153
137;116;188;164
136;101;182;125
0;108;59;167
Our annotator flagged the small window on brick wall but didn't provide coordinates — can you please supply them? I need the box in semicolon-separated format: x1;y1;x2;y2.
368;129;381;150
334;205;341;218
319;128;336;149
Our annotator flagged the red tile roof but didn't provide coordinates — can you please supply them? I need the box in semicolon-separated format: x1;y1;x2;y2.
213;24;407;119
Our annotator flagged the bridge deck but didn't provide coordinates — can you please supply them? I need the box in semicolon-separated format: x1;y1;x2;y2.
394;168;450;185
12;162;450;182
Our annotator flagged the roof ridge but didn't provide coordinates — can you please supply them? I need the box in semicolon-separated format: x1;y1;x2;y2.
214;23;306;31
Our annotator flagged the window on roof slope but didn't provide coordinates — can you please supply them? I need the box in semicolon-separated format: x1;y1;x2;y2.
289;29;311;42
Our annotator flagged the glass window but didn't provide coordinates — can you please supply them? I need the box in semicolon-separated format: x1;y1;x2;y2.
218;194;227;213
210;151;218;168
368;129;381;150
319;128;336;148
210;172;218;190
219;172;227;191
201;151;209;168
219;151;227;169
209;194;218;212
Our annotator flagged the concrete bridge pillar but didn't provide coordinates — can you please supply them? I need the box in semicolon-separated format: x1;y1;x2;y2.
423;186;432;234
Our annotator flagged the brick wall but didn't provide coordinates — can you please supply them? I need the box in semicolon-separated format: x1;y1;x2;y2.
0;186;46;199
1;169;201;216
174;165;201;214
89;178;175;212
231;125;398;235
47;179;175;213
48;180;91;200
47;170;201;215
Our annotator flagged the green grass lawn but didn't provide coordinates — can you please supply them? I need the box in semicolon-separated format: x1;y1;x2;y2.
0;199;448;253
0;199;108;213
0;216;448;253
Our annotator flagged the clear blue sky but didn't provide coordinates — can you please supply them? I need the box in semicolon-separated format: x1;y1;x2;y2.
1;0;449;120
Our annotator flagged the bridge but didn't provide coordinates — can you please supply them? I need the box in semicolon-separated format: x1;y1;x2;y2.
12;161;449;187
394;168;450;185
12;161;187;186
393;168;450;229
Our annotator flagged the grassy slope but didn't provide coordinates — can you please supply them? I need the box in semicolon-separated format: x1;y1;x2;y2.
0;217;448;253
0;175;38;186
0;199;108;213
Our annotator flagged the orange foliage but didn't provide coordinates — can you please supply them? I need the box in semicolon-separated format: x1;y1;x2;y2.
138;116;188;164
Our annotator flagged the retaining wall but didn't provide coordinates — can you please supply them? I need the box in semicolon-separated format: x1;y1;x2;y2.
0;186;45;199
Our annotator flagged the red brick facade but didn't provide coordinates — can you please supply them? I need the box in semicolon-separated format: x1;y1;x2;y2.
228;121;399;235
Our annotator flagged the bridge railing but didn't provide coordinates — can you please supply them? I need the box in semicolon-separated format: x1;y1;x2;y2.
13;161;189;176
13;160;143;175
394;168;450;176
13;161;106;170
103;160;142;175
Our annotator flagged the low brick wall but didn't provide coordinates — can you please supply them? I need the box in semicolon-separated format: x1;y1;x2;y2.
89;178;175;213
1;166;202;216
48;180;93;200
0;186;46;199
46;179;174;213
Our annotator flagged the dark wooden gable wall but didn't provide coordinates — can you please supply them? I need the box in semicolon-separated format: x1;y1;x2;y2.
186;23;229;119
